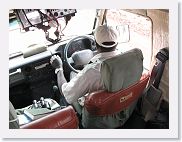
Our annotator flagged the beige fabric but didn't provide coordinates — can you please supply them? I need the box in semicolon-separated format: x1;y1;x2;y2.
94;25;118;48
82;100;137;128
101;48;143;92
62;51;120;104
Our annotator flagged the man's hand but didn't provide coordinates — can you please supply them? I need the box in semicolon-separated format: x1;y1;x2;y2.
50;55;63;69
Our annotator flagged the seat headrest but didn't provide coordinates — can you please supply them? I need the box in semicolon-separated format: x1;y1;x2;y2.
101;48;143;92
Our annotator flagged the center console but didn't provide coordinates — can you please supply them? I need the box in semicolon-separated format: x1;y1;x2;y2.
17;97;62;126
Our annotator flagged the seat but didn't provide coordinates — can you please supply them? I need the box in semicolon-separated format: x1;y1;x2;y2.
21;106;79;129
9;102;79;129
9;101;19;129
81;48;150;128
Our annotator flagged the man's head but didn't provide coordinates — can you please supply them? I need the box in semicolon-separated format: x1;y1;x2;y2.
94;25;118;52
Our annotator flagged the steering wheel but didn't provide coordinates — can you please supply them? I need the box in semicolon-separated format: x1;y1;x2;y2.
64;35;95;73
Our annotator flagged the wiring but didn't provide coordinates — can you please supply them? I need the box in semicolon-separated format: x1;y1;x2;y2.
15;10;25;29
57;18;67;36
23;9;61;44
22;9;36;27
37;9;52;24
47;10;59;27
58;15;71;36
37;10;44;25
17;9;73;44
47;10;63;38
15;9;27;33
46;10;69;36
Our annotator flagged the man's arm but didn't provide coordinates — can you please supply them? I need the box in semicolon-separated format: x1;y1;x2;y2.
50;55;94;104
56;69;67;95
50;55;70;106
50;55;67;95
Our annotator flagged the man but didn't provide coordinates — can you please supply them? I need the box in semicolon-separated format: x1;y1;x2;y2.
50;25;120;105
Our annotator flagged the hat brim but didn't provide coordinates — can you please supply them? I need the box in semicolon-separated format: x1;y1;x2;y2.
98;42;118;48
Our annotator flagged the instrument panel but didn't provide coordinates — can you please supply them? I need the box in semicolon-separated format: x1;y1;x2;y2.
9;53;57;109
22;57;54;82
9;36;95;108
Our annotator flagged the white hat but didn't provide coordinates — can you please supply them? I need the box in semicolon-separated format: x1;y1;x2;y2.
94;25;118;48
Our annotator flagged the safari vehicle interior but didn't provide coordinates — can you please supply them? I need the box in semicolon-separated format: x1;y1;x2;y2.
9;9;169;129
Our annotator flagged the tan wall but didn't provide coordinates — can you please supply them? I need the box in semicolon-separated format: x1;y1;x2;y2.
147;10;169;102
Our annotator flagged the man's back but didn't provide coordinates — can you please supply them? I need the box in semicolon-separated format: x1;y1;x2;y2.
61;50;120;104
82;48;144;128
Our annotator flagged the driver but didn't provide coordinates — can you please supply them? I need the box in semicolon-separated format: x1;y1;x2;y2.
50;25;120;106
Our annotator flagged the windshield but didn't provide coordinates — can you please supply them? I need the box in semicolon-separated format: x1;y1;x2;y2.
9;9;96;56
106;9;152;69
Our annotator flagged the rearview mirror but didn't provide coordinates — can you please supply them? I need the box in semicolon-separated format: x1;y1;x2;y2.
116;24;130;43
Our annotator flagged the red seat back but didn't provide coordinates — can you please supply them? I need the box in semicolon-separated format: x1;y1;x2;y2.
85;74;150;116
21;106;79;129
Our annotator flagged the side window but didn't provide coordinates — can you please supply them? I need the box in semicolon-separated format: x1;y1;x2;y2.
106;9;152;69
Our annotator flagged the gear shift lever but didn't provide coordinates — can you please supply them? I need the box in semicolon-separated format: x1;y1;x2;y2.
40;97;46;108
53;85;60;104
33;100;38;108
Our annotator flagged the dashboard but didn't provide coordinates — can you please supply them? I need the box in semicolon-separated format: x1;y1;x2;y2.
9;51;56;109
9;37;95;109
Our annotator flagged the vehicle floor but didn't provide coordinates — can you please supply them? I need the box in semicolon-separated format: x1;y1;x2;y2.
121;101;169;129
120;110;146;129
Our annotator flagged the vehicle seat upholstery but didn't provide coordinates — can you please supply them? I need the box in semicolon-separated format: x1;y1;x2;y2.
101;48;144;92
81;48;149;128
9;101;19;129
21;106;79;129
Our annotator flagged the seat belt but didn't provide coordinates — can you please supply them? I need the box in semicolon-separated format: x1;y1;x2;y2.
141;47;169;121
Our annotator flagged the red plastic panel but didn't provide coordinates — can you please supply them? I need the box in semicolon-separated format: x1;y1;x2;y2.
85;74;150;116
21;106;78;129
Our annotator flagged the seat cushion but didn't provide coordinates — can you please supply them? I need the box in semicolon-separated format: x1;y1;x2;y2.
101;48;143;92
84;74;150;116
82;73;150;128
82;101;137;128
